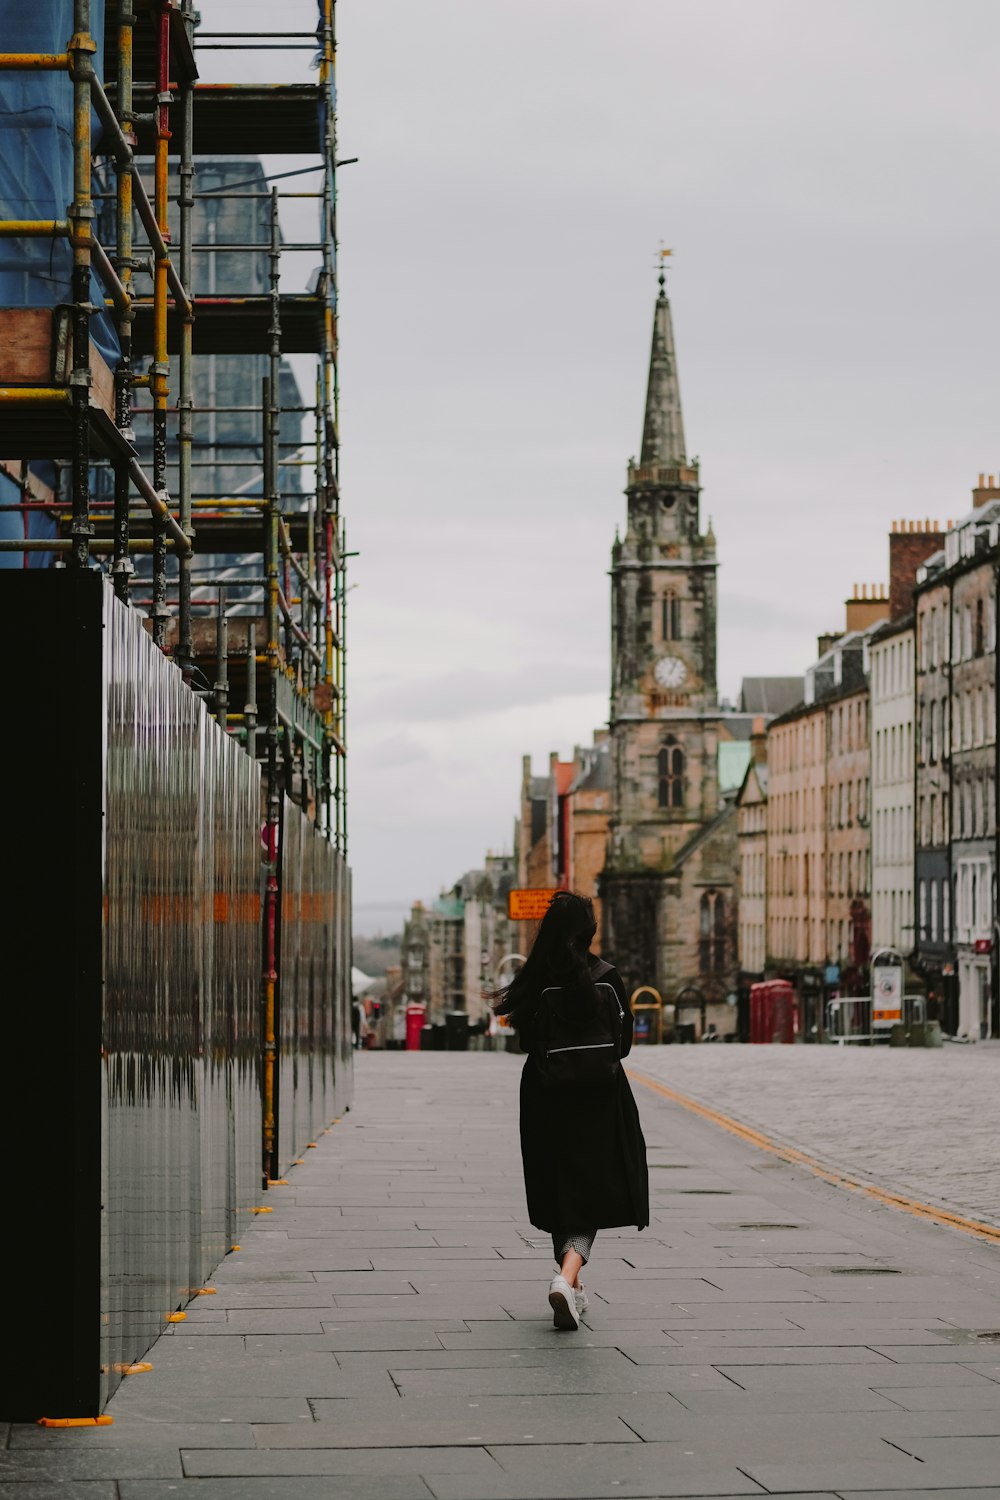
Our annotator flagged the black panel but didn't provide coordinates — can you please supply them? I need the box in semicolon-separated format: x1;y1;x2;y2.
5;571;103;1420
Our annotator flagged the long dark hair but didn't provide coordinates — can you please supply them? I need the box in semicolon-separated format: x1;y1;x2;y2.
493;891;598;1029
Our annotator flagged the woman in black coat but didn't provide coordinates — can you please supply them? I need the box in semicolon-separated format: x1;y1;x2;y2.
494;893;649;1330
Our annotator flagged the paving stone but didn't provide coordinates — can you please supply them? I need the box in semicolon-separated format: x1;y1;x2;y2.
0;1486;117;1500
120;1481;431;1499
714;1361;996;1391
8;1424;257;1449
0;1451;183;1478
266;1395;644;1446
182;1447;499;1477
392;1362;733;1396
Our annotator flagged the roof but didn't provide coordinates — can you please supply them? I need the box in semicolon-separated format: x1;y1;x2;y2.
569;741;612;794
718;740;752;794
739;677;806;716
737;758;768;805
640;284;686;467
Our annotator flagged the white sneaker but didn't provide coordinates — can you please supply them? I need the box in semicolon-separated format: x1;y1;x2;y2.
548;1274;580;1330
574;1281;589;1318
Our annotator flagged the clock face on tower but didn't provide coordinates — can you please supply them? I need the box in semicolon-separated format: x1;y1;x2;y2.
654;655;688;689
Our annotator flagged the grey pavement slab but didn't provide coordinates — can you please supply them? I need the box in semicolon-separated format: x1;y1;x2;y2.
120;1481;433;1499
19;1050;1000;1498
181;1446;499;1477
0;1486;117;1500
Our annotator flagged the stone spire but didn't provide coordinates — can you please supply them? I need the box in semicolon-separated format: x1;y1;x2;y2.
639;269;686;467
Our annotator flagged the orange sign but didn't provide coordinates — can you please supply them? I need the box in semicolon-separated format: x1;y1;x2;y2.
507;888;559;921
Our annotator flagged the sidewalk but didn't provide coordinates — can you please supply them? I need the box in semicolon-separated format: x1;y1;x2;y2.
7;1052;1000;1497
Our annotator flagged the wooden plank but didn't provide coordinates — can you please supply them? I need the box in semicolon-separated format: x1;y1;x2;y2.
0;309;52;384
0;307;115;419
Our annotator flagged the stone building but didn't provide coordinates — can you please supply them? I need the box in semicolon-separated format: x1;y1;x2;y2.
400;896;463;1024
600;272;740;1032
914;482;1000;1037
736;720;768;985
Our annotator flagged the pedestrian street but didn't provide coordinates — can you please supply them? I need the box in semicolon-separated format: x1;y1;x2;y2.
9;1051;1000;1498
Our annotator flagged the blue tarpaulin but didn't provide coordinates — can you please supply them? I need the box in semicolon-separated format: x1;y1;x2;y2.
0;1;116;566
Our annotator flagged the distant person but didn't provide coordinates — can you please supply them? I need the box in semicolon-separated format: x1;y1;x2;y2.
351;998;363;1050
493;893;648;1330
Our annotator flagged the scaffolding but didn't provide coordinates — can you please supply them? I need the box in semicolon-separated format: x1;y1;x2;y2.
0;1;348;1187
0;1;346;849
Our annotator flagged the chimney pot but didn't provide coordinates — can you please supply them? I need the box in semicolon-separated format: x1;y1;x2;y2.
979;473;985;487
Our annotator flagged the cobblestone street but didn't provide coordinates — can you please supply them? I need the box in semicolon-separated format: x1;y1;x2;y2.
9;1050;1000;1498
630;1045;1000;1230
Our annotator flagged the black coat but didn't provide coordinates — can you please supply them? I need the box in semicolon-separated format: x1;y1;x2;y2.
516;962;649;1234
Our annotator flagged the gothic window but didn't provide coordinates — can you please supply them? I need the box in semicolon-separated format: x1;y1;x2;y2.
661;590;680;641
700;889;726;974
657;737;685;808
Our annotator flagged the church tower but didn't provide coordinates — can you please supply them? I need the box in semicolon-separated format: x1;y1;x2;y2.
602;269;733;1009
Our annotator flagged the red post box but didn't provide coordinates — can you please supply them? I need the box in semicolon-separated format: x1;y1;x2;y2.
405;1004;426;1052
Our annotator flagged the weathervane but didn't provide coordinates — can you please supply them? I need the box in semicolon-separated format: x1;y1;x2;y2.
656;244;673;294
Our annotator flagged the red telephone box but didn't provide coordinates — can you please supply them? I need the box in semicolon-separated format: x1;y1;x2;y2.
749;981;795;1044
405;1004;426;1052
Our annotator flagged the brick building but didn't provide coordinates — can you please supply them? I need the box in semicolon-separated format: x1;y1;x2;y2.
515;733;612;952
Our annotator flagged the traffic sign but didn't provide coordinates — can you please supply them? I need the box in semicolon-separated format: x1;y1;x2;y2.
507;888;559;921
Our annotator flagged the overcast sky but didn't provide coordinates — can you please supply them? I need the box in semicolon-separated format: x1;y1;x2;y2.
218;1;1000;935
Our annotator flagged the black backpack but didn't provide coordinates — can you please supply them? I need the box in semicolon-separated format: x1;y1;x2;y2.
537;959;625;1088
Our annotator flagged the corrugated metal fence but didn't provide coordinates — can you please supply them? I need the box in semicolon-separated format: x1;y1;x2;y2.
5;573;352;1421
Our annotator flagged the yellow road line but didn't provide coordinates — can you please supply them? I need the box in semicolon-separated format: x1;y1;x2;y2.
626;1066;1000;1247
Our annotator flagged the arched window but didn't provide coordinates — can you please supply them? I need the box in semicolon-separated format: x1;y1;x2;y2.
657;737;685;808
661;589;680;641
700;889;727;974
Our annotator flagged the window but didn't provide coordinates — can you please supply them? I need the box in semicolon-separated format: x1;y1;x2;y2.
919;880;928;940
931;700;940;762
657;737;685;808
661;590;680;641
975;598;985;657
942;879;950;943
975;779;985;838
963;605;972;661
700;890;727;974
930;880;938;942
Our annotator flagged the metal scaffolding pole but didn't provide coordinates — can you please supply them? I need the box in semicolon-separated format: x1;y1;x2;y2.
176;0;197;673
68;0;95;570
112;0;135;602
150;0;172;647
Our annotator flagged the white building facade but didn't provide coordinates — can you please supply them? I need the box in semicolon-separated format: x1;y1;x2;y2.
870;616;915;955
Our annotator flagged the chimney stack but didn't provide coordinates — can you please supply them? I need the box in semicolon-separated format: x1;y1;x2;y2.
888;519;946;620
750;715;767;765
972;473;1000;509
